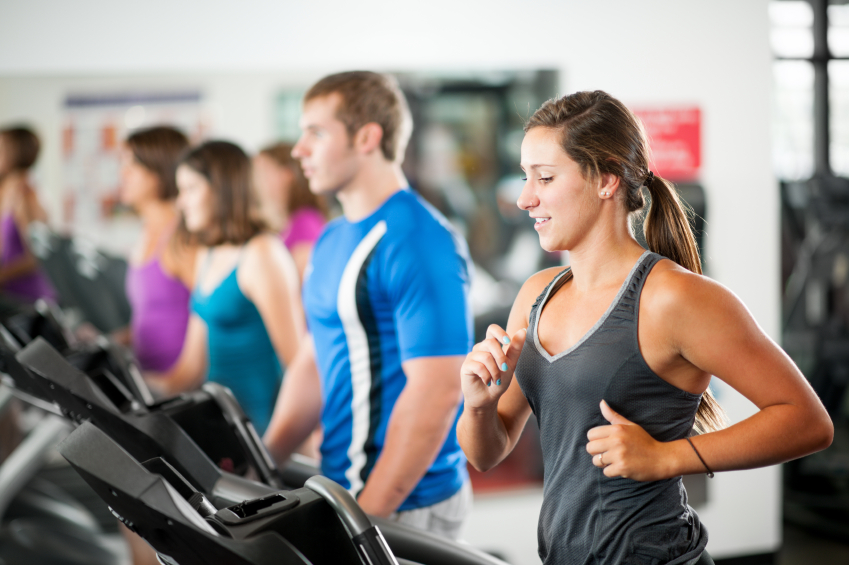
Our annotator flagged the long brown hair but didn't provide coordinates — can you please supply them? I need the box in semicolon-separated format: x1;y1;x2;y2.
526;90;726;433
125;126;189;201
0;126;40;180
258;142;327;216
179;141;268;246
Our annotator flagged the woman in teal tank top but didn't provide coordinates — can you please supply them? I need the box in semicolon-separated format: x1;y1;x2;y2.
147;141;304;435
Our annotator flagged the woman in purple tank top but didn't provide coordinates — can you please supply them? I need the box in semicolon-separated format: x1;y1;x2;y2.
117;127;196;373
253;142;327;284
0;126;56;303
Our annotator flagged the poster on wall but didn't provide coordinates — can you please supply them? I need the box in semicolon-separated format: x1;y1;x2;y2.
62;91;207;253
632;106;701;182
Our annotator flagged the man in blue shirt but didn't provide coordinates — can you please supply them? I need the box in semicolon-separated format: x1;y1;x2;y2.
264;71;473;539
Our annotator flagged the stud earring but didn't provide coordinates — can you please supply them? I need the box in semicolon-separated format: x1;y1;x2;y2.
602;191;609;197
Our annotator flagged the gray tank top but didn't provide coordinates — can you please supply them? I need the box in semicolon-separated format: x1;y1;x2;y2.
515;251;707;565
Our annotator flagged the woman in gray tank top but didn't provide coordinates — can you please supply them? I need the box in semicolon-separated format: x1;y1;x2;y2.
457;91;833;565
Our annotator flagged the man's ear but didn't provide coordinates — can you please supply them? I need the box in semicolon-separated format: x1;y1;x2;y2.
353;122;384;155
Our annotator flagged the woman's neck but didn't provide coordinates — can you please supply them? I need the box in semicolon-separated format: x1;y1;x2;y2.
137;199;177;229
566;212;646;293
0;171;27;210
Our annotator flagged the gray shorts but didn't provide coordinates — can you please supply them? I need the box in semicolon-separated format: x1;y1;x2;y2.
386;480;472;540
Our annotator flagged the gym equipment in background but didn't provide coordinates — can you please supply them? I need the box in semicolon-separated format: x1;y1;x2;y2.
2;306;507;565
29;222;132;334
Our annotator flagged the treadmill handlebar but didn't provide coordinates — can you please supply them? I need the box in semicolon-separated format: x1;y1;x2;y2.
305;475;372;536
305;476;399;565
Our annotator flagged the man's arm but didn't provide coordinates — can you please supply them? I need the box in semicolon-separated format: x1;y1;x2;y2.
263;336;324;465
355;354;464;518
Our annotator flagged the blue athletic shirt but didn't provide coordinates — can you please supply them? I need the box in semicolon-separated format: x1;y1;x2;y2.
303;188;472;511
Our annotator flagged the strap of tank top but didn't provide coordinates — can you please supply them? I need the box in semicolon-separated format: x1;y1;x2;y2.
528;267;572;330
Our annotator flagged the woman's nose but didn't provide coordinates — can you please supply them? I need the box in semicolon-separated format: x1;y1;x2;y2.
516;182;537;210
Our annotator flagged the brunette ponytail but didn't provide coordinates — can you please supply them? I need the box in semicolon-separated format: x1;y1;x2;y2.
643;174;702;275
526;91;727;434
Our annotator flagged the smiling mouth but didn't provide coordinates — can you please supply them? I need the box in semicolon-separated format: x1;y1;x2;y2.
534;217;550;226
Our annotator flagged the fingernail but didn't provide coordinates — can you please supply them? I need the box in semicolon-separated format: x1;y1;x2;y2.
487;381;491;387
501;362;508;371
496;379;502;386
502;336;511;345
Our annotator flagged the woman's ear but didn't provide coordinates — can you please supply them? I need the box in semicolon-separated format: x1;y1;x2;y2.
598;173;621;199
353;122;384;156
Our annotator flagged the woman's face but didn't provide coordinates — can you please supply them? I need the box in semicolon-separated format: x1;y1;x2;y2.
517;127;598;252
119;146;161;208
253;153;292;212
176;164;214;233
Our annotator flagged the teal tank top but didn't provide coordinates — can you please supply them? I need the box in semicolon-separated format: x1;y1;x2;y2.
190;250;282;434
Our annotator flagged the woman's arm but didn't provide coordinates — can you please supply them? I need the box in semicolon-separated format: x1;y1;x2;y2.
146;314;209;397
0;180;46;283
0;253;38;284
586;267;834;481
238;233;304;367
18;183;48;225
287;241;313;285
457;268;559;471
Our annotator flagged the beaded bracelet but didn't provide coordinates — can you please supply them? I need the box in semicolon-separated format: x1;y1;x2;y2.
685;437;715;478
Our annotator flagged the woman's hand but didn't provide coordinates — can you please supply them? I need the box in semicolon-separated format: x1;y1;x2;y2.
586;400;673;482
460;325;527;411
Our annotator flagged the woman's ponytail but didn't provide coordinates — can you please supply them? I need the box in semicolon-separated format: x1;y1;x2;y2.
643;174;702;275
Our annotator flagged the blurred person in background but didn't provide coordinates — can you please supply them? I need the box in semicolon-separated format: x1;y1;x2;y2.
148;140;303;436
263;71;473;539
116;126;196;372
0;126;55;304
253;142;327;284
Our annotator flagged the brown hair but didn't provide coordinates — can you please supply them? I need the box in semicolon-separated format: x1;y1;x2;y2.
526;90;726;433
126;126;189;201
304;71;412;163
179;140;268;246
0;126;40;172
258;142;328;216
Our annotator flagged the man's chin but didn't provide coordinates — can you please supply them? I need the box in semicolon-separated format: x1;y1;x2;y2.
308;182;340;196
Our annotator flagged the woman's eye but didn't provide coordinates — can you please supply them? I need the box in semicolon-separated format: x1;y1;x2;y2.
540;177;553;183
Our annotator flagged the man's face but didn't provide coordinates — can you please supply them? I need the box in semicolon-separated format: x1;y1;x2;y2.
291;93;360;195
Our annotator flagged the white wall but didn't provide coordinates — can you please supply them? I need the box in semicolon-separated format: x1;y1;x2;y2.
0;0;778;561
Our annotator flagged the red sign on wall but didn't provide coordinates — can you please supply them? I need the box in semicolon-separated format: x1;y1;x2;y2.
632;107;701;182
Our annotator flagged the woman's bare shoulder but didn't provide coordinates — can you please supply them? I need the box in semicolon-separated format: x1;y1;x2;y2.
245;231;283;256
523;266;568;296
642;258;751;327
242;232;293;279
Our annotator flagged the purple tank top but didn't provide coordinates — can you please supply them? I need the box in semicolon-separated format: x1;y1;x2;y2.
282;207;325;250
0;214;56;302
125;247;190;372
